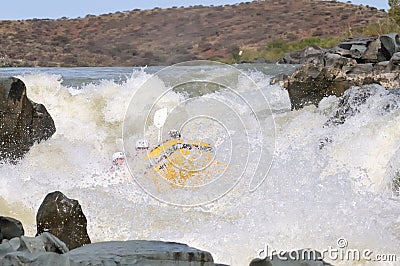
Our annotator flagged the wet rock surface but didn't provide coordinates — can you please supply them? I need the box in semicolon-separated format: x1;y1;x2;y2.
276;33;400;110
0;217;24;241
66;240;215;265
0;237;215;266
36;191;91;250
0;77;56;162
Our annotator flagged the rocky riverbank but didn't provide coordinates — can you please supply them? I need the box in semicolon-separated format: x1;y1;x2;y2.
274;32;400;195
275;32;400;110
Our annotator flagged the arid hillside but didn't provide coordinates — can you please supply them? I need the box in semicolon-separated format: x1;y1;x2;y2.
0;0;387;66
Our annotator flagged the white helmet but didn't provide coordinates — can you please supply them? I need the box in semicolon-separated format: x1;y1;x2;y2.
168;130;181;139
112;152;125;162
135;139;149;150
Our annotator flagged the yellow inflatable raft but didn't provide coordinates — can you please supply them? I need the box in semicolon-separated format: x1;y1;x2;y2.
144;138;225;187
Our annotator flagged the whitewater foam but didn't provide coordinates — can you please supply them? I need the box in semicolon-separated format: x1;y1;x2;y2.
0;66;399;265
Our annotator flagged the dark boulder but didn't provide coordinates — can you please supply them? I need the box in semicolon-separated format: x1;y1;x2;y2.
0;217;24;241
285;60;354;109
380;32;400;60
36;191;91;250
0;77;56;163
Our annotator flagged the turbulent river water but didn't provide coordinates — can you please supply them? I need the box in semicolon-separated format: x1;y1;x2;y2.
0;62;399;265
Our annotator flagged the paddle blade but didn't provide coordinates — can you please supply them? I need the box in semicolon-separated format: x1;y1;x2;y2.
154;108;168;128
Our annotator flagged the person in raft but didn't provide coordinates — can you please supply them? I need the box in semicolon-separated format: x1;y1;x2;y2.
109;151;125;173
167;129;181;139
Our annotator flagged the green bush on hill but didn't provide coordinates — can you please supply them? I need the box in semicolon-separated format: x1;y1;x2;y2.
225;36;344;63
388;0;400;25
352;18;400;36
388;6;400;25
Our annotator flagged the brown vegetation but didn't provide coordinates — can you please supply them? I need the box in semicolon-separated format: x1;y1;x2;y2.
0;0;387;66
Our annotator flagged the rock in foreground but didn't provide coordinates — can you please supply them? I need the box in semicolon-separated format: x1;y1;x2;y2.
0;77;56;162
36;191;91;250
0;216;24;241
0;235;215;266
66;240;215;265
2;190;218;265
